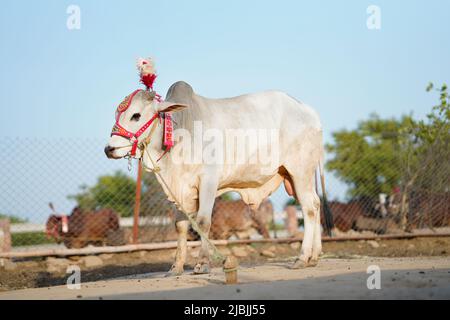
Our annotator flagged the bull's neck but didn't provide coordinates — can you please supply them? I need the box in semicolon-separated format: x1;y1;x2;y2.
142;130;176;172
141;144;178;202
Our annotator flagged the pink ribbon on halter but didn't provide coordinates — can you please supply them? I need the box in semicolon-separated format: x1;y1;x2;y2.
156;112;174;161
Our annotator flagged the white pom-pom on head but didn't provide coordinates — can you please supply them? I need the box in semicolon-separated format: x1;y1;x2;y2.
136;57;156;76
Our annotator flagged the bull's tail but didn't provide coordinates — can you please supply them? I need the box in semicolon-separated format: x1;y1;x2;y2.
319;158;334;236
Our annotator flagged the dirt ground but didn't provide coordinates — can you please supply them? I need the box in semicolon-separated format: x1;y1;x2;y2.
1;236;450;299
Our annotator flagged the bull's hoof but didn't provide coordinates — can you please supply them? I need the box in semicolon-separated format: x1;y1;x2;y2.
193;262;210;274
166;264;184;277
290;257;309;269
307;259;319;267
290;258;307;269
290;257;319;269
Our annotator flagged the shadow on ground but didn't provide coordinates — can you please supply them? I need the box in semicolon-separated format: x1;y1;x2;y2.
34;262;174;288
97;268;450;300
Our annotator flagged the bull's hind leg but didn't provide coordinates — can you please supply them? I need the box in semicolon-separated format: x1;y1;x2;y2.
292;187;321;268
285;165;321;268
310;204;323;266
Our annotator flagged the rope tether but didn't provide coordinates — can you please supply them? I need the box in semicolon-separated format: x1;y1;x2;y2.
141;141;226;264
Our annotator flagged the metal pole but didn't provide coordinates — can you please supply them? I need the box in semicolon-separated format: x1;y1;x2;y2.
132;160;142;244
0;219;11;252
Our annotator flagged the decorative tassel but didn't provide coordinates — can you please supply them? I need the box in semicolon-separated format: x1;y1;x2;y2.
163;113;174;150
156;113;174;162
136;57;157;90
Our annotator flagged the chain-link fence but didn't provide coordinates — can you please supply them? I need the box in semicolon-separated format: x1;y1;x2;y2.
0;135;449;254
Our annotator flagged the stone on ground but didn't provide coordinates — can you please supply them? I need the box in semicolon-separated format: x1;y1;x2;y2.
81;256;103;268
261;250;276;258
367;240;380;249
46;257;71;273
231;246;248;258
290;242;301;250
246;245;257;254
1;259;17;271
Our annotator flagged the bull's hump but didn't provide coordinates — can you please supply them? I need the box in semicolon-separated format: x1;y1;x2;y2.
166;81;194;103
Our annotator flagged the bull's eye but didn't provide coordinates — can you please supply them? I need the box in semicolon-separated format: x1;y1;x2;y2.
130;113;141;121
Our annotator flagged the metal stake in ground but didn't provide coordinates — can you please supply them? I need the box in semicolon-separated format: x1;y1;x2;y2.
223;256;238;284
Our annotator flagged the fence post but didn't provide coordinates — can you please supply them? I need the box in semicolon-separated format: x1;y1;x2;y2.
0;219;11;253
132;160;143;244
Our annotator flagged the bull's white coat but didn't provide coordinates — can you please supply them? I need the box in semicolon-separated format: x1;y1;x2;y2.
107;81;325;273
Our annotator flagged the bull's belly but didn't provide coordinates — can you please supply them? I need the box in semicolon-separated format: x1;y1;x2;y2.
219;163;280;189
217;164;284;209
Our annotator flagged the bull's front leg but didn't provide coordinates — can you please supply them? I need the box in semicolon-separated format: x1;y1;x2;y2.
167;210;189;276
193;173;219;274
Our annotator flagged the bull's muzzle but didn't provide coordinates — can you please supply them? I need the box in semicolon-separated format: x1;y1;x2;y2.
104;145;117;159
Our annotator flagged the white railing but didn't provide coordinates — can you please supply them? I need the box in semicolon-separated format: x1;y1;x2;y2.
9;216;172;234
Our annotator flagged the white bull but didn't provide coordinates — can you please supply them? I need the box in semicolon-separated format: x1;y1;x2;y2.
105;81;332;275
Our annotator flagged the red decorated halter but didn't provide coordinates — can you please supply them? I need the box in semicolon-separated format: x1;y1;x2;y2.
110;89;173;159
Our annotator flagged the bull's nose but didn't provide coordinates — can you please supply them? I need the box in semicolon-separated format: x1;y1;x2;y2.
104;145;116;158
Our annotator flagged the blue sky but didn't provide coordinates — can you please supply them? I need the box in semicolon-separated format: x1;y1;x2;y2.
0;1;449;222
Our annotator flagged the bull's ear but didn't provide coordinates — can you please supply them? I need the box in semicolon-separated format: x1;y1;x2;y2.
156;101;188;113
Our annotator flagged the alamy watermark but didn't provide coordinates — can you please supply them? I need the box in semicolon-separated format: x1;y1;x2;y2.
66;265;81;290
166;122;280;174
66;5;81;30
367;5;381;30
366;265;381;290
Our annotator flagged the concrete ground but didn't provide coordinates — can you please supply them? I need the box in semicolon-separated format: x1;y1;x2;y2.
1;256;449;299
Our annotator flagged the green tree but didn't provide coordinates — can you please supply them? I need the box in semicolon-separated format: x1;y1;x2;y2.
326;114;413;199
400;83;450;192
69;171;136;217
140;171;173;216
397;83;450;228
326;83;450;229
69;169;173;218
326;83;449;228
